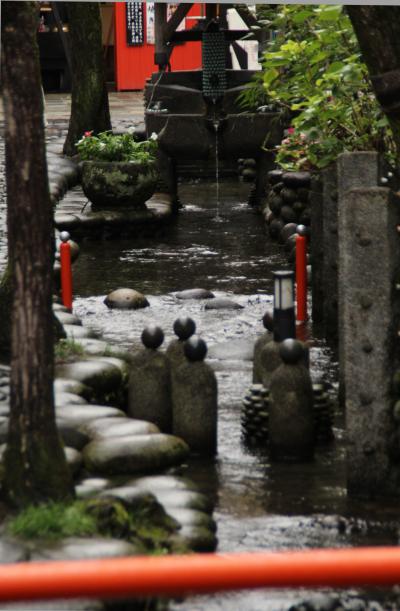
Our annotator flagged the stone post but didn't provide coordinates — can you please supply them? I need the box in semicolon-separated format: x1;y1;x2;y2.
128;326;171;433
172;337;218;456
269;339;315;461
337;152;381;403
339;186;400;497
309;172;324;324
253;310;273;384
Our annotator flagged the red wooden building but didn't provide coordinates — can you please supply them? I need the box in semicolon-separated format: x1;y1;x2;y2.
114;3;204;91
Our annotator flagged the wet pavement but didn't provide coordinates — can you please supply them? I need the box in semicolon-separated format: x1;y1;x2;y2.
68;179;400;610
2;94;400;610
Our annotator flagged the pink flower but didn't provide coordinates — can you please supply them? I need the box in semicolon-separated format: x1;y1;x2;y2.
287;127;295;134
84;131;93;138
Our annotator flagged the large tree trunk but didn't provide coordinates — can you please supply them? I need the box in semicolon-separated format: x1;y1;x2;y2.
347;6;400;158
0;267;12;363
1;1;74;507
63;2;111;156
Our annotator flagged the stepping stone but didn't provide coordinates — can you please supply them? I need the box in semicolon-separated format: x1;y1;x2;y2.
57;419;90;451
56;405;125;429
56;360;121;394
129;475;197;492
171;524;217;552
55;312;82;326
98;486;161;513
55;392;88;407
80;417;159;440
175;288;215;300
163;508;216;533
31;537;140;561
54;378;92;399
83;434;189;476
62;325;98;340
52;303;69;313
75;478;112;499
204;298;244;310
104;288;149;310
150;489;213;513
65;447;82;477
71;339;108;357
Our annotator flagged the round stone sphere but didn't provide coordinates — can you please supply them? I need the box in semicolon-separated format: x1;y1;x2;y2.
280;222;298;244
141;325;164;350
173;317;196;340
281;205;297;225
269;218;285;240
59;231;70;243
262;310;274;332
296;224;308;237
280;339;304;365
184;336;208;362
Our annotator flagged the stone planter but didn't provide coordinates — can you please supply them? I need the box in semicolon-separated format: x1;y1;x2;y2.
81;160;159;210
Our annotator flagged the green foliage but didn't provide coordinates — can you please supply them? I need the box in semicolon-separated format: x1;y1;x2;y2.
246;5;395;169
7;496;183;556
8;501;98;539
55;338;85;362
76;131;158;164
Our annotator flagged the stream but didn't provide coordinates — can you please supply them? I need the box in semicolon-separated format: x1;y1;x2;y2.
72;179;400;610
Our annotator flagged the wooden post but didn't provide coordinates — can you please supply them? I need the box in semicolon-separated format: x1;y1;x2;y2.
154;3;168;70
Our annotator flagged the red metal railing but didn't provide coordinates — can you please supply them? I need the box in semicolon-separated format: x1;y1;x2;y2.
1;548;400;602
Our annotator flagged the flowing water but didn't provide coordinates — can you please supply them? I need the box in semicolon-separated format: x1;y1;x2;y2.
72;179;400;611
214;122;221;222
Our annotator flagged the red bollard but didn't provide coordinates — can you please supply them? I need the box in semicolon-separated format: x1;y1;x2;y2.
59;231;73;311
296;225;308;323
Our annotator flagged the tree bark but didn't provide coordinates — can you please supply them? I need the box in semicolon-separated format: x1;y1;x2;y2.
347;6;400;157
0;267;12;363
63;2;111;156
1;1;74;507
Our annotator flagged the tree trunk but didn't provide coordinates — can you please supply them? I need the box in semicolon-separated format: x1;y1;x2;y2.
1;1;74;507
0;267;12;363
347;6;400;157
63;2;111;156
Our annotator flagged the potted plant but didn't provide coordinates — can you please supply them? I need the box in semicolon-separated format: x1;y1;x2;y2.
76;131;159;210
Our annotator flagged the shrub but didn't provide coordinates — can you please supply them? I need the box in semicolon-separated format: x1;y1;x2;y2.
76;131;158;164
240;5;395;170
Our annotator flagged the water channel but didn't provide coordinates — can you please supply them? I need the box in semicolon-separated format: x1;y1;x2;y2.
72;179;400;610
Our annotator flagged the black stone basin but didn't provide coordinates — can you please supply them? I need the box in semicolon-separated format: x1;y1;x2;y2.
149;112;282;161
144;70;283;164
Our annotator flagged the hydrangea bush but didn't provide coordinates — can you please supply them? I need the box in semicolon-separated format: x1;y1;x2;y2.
241;5;395;170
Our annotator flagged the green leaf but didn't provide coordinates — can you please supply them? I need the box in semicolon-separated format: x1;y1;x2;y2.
292;10;313;24
263;68;279;87
317;5;343;22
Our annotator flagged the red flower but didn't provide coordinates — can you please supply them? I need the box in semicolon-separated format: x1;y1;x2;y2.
83;131;93;138
287;127;295;134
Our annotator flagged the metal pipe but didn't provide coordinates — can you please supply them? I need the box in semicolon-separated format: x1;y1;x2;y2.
2;548;400;602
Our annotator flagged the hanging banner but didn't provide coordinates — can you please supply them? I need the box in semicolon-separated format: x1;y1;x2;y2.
146;2;155;44
126;2;144;46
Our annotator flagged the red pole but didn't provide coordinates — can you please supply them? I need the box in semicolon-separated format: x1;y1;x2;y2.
296;225;308;322
1;548;400;601
59;231;73;311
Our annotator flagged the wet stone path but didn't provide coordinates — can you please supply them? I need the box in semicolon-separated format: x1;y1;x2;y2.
68;179;400;610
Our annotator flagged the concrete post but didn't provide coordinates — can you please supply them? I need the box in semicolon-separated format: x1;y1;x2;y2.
309;173;324;324
339;186;400;497
337;152;381;403
321;165;338;340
